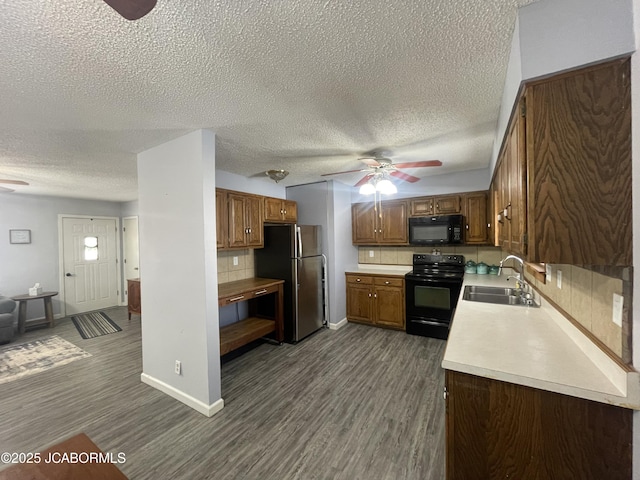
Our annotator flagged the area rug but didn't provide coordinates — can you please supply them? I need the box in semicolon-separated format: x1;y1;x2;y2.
0;335;91;385
71;311;122;339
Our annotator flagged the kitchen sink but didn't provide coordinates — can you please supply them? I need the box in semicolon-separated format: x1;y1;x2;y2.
462;285;539;307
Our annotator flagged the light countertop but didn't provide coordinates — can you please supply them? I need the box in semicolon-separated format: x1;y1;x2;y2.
443;273;640;409
345;264;412;276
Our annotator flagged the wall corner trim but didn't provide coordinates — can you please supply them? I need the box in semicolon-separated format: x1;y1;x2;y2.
140;373;224;417
328;318;348;330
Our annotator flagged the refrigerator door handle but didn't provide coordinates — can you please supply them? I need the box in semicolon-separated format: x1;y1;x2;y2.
296;226;303;258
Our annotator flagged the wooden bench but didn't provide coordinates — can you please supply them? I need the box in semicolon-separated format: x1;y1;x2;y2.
217;278;284;356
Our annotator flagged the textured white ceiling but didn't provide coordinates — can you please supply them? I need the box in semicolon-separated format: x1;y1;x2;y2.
0;0;536;201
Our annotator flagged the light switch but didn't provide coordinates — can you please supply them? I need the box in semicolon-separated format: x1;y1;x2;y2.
233;256;238;266
556;270;562;289
369;250;374;258
612;293;623;327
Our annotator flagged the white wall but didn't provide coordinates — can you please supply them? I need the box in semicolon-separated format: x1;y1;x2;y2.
121;200;138;217
0;193;122;319
518;0;635;81
137;129;222;416
216;170;286;198
350;168;491;204
327;181;359;325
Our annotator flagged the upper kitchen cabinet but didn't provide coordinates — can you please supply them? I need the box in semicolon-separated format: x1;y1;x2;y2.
526;58;631;265
264;197;297;223
352;200;408;245
227;192;264;248
462;191;488;245
216;189;228;249
410;194;461;216
494;99;527;256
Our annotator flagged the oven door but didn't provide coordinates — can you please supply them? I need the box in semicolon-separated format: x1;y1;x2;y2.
405;276;463;339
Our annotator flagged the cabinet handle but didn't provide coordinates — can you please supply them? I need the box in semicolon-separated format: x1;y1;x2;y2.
284;210;286;214
368;293;372;297
466;224;469;230
228;295;245;302
280;209;284;214
356;278;361;282
384;281;390;285
443;386;448;400
254;289;268;296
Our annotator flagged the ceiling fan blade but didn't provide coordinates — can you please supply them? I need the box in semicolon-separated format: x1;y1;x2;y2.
103;0;157;20
0;179;28;185
354;174;374;187
359;158;382;167
392;160;442;169
0;186;15;193
321;168;367;177
390;170;420;183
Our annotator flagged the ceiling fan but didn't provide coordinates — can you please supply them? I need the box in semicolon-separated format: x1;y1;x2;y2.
103;0;157;21
0;179;29;193
321;156;442;193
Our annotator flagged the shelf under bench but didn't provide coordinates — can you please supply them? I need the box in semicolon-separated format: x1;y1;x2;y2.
218;277;284;356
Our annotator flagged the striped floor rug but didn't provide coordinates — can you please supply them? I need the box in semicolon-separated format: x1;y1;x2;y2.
71;311;122;339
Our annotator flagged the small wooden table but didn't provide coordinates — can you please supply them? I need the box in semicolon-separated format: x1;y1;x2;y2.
0;433;128;479
11;291;58;334
218;278;284;356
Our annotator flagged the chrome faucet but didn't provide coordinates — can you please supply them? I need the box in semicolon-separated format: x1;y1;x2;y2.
498;254;524;279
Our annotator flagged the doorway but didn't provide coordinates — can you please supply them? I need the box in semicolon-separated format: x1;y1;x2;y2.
59;215;120;316
123;216;140;304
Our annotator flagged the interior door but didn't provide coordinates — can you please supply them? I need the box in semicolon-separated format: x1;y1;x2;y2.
62;217;119;315
123;216;140;306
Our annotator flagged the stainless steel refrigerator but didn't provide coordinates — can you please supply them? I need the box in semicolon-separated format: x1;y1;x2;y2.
255;224;325;343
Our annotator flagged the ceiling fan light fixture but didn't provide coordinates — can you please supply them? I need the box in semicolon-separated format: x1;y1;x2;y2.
265;169;289;183
376;179;397;195
359;182;376;195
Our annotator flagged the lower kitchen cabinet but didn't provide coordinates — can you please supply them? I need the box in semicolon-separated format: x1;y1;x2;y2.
445;370;632;480
346;274;405;330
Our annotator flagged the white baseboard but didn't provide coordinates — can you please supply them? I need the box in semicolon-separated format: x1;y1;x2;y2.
329;317;348;330
140;373;225;417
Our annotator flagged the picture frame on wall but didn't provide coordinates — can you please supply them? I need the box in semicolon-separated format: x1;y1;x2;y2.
9;229;31;244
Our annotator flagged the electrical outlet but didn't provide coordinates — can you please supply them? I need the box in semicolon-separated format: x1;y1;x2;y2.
369;250;374;258
556;270;562;289
612;293;623;327
233;256;238;266
175;360;181;375
545;264;552;282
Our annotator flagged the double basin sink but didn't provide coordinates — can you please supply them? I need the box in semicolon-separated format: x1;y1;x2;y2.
462;285;539;307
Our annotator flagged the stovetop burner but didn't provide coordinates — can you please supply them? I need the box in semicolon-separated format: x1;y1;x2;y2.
407;254;465;278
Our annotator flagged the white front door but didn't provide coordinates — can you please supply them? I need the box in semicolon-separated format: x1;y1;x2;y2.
62;217;119;315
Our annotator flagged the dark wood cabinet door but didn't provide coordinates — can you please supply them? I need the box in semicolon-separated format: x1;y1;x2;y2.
508;105;527;256
463;192;487;244
352;203;378;244
527;58;631;265
282;200;297;223
373;285;404;329
245;195;263;247
379;201;408;244
498;156;510;250
216;189;228;249
434;195;461;214
445;370;632;480
346;283;373;324
410;197;434;216
227;193;249;248
264;197;284;222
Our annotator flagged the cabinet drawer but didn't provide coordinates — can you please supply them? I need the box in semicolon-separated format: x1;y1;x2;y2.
346;274;373;285
374;277;404;287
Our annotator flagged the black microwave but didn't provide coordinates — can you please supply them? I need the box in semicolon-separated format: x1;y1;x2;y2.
409;215;464;245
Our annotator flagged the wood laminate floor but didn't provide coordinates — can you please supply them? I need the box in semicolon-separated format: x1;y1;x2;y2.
0;307;446;479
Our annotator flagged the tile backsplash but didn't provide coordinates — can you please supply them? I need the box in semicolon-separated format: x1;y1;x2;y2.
359;245;630;363
217;249;254;284
358;246;503;266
